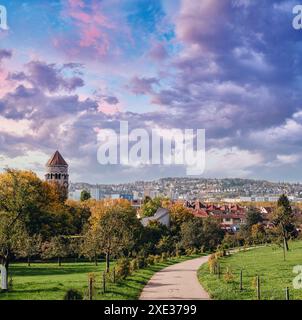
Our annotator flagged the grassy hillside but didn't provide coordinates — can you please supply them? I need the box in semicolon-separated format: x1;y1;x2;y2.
198;241;302;300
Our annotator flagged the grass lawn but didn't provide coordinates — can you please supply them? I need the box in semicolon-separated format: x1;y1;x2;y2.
198;241;302;300
0;255;199;300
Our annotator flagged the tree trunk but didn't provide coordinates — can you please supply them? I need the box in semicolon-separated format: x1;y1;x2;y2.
58;257;61;267
106;252;110;273
94;254;98;266
27;256;31;267
1;261;9;291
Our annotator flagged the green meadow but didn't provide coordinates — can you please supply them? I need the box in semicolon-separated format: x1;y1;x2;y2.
0;255;199;300
198;241;302;300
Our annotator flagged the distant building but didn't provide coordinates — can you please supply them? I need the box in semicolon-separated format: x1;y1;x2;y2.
45;151;69;198
141;208;170;228
90;188;103;200
120;194;134;201
68;190;82;201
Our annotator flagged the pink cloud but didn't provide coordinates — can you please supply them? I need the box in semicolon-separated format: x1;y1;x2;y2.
57;0;115;59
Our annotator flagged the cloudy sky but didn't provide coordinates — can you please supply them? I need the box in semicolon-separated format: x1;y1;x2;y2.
0;0;302;183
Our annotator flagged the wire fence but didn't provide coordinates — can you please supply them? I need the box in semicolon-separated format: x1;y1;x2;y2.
209;262;295;300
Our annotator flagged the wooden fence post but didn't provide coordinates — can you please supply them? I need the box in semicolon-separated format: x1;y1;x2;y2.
256;275;260;300
88;277;93;300
103;272;106;294
285;287;289;300
239;270;243;291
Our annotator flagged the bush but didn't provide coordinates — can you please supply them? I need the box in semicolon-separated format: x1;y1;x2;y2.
115;257;130;280
137;256;146;269
160;252;168;262
147;255;155;265
208;254;218;274
223;267;234;283
64;289;83;300
154;255;161;264
130;258;139;272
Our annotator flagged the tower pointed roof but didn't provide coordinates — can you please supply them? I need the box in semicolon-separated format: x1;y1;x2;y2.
46;151;68;166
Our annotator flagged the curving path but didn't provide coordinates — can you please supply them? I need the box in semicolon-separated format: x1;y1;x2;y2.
140;256;211;300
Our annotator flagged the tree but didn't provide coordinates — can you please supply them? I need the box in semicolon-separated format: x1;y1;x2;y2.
42;236;70;266
16;233;42;266
272;194;295;251
0;169;50;290
180;218;204;250
246;207;263;229
201;218;224;251
82;202;140;272
94;207;137;272
169;202;194;238
0;212;26;290
140;220;170;255
80;227;102;265
140;197;163;217
80;190;91;202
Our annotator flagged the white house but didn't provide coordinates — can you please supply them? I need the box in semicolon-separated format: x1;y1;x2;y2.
141;208;170;228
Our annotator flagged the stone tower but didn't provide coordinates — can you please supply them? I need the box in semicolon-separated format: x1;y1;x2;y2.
45;151;69;192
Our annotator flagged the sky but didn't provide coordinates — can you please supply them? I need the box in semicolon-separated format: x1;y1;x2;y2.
0;0;302;184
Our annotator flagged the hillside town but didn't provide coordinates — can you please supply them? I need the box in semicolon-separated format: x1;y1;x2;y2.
69;177;302;203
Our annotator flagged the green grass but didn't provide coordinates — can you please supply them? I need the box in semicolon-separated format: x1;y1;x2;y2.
198;241;302;300
0;255;199;300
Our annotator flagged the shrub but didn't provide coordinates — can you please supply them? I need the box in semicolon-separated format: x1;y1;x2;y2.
160;252;168;262
147;255;155;265
137;256;146;269
185;248;193;256
223;267;234;283
130;258;139;272
115;257;130;279
154;255;161;264
208;254;218;274
64;289;83;300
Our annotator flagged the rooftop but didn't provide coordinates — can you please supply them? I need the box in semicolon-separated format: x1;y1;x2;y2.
46;151;68;167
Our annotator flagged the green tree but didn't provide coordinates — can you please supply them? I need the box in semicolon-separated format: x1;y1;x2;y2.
42;236;70;266
272;194;295;251
0;169;50;290
80;227;102;265
246;207;263;229
90;207;138;272
180;218;204;250
140;197;162;217
0;212;26;290
16;233;42;266
80;190;91;202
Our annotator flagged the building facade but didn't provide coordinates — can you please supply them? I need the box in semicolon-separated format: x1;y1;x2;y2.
45;151;69;196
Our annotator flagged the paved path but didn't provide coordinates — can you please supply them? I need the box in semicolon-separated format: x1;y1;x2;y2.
140;256;210;300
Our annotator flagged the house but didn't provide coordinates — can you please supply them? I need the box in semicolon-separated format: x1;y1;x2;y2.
184;200;246;231
141;207;170;228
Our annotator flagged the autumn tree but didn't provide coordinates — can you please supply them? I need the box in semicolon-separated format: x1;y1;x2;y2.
42;236;70;266
0;212;26;290
88;204;139;272
272;194;295;251
169;202;194;237
80;227;102;265
0;169;51;290
16;233;42;266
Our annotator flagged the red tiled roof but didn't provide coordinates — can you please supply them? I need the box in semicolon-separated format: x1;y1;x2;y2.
47;151;68;166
